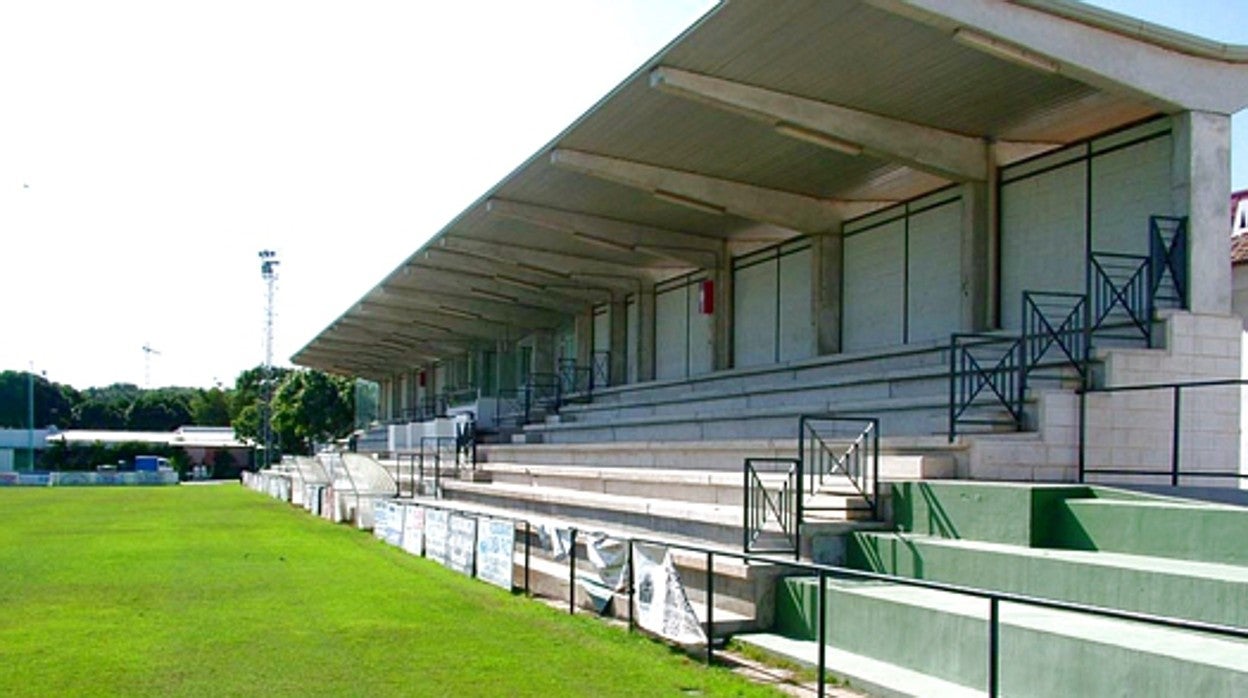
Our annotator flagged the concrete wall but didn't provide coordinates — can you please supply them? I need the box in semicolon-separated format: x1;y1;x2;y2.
732;238;814;367
999;118;1174;328
841;190;962;351
967;311;1242;484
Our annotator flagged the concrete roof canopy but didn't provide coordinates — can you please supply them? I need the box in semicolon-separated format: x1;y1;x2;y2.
294;0;1248;379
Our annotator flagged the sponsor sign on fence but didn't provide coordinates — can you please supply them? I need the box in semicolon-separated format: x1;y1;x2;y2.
447;513;477;576
400;504;425;556
632;543;707;646
475;517;515;590
425;508;450;566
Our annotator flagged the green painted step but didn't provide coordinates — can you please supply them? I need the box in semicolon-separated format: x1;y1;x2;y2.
774;576;1248;696
1052;497;1248;565
849;532;1248;629
892;481;1094;546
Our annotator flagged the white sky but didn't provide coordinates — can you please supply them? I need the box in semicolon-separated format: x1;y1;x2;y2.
1;1;1245;389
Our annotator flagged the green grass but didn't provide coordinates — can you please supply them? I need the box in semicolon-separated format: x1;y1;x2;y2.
0;485;779;697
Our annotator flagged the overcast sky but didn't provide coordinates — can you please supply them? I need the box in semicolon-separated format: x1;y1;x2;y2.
1;1;1246;390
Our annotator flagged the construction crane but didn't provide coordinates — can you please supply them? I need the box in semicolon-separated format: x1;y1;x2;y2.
142;343;161;388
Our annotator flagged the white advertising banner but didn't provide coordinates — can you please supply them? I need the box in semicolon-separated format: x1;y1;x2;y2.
400;504;425;556
447;513;477;576
632;543;707;646
577;533;629;614
372;499;391;541
382;501;405;547
424;508;450;565
475;517;515;590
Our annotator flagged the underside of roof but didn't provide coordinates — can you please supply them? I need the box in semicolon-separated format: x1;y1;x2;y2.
293;0;1248;380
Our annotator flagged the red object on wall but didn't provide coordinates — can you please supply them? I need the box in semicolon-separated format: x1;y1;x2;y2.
698;279;715;314
418;371;427;387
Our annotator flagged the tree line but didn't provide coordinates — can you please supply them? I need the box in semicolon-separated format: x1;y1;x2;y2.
0;366;370;456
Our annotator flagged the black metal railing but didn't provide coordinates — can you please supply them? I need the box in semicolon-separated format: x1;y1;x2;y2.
949;333;1024;441
456;417;477;471
800;415;879;520
1089;252;1153;344
558;358;592;401
1149;215;1188;309
591;350;611;390
949;216;1188;442
418;435;459;496
1078;378;1248;486
528;372;562;413
494;388;531;428
1021;291;1089;381
742;457;800;556
334;488;1248;698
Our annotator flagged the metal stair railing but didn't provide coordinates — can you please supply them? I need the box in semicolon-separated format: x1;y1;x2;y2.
948;333;1024;442
1089;251;1153;344
1021;291;1090;393
591;350;611;390
1149;215;1188;309
800;415;880;520
742;457;800;556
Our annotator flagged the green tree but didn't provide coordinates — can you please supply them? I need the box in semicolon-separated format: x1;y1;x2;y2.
189;387;233;426
125;389;194;431
0;370;78;429
270;369;355;455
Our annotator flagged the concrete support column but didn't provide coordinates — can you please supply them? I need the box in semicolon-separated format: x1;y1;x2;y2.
609;296;628;385
960;179;993;331
574;311;593;366
1172;110;1232;314
813;227;844;355
531;329;555;377
713;244;733;370
378;377;392;421
638;284;657;382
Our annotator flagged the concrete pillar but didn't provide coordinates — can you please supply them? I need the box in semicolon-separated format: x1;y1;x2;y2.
609;296;628;385
638;283;657;382
531;329;555;377
574;311;592;366
813;228;844;354
961;179;993;331
713;244;733;370
1172;111;1232;314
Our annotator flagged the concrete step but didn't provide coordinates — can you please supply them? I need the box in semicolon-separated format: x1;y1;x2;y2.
386;494;789;631
523;395;979;444
582;340;949;409
473;459;954;505
849;532;1248;629
773;576;1248;696
479;438;961;474
1054;496;1248;566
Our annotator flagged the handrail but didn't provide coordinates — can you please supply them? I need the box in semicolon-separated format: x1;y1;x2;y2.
1077;377;1248;486
1089;251;1153;344
1149;215;1188;309
948;332;1024;442
306;487;1248;698
799;415;879;520
742;457;800;557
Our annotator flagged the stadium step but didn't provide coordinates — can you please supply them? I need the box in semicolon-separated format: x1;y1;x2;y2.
764;575;1248;696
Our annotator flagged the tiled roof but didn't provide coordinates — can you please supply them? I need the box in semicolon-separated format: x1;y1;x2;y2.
1233;233;1248;265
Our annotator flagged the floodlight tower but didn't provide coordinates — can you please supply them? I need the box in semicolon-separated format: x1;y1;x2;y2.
259;250;280;470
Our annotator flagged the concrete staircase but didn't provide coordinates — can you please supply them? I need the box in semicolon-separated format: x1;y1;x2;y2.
378;441;955;637
519;341;1025;444
739;481;1248;696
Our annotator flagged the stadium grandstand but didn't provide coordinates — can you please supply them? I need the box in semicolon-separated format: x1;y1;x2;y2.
280;2;1248;694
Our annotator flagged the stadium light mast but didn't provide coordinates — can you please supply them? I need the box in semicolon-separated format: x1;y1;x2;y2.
27;362;34;472
259;250;280;470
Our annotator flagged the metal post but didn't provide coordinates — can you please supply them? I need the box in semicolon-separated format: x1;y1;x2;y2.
988;597;1000;697
1171;387;1182;487
26;366;34;472
742;461;750;553
524;521;531;596
569;527;578;615
817;570;827;698
705;551;714;666
627;540;635;632
1077;388;1087;483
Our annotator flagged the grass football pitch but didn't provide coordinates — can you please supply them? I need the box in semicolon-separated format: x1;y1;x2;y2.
0;485;780;697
